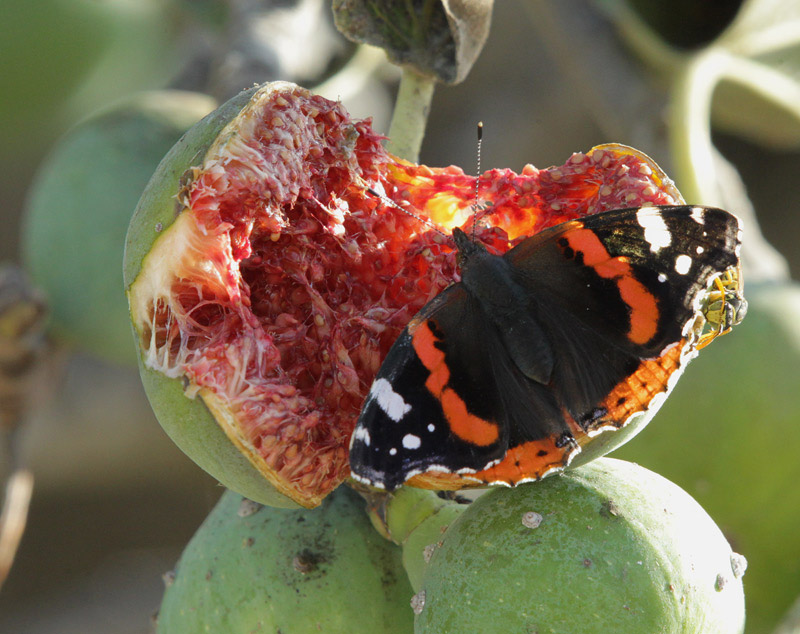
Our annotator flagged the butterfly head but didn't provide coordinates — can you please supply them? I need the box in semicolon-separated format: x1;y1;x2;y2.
452;226;487;266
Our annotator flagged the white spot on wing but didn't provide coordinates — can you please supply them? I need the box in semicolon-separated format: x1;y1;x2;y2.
657;273;667;283
352;426;370;447
675;254;692;275
369;378;411;422
691;207;705;224
389;447;397;456
696;246;704;254
402;434;421;449
349;471;386;489
637;208;672;253
427;423;435;432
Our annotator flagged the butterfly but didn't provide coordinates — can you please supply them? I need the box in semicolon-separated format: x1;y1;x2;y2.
349;204;744;491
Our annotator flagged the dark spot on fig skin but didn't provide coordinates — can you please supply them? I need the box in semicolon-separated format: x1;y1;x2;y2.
292;549;326;574
599;499;620;518
435;491;472;504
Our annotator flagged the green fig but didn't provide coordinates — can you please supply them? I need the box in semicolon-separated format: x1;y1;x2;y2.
414;458;745;633
157;486;414;633
23;90;215;365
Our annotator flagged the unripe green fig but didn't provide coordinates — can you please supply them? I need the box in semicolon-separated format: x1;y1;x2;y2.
157;486;414;633
23;90;215;365
414;458;745;634
2;0;177;144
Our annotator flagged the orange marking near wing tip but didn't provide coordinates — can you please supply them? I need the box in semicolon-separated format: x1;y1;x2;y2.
564;228;658;345
565;226;608;266
411;320;449;394
411;320;499;447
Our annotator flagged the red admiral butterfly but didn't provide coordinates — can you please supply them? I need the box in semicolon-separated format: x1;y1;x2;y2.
349;204;745;491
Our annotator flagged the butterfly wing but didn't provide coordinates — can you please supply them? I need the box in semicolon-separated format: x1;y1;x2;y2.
504;205;743;429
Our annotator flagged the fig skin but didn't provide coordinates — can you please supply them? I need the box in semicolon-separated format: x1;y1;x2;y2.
157;486;415;634
23;91;215;365
124;85;300;509
399;497;467;593
616;282;800;634
414;458;745;634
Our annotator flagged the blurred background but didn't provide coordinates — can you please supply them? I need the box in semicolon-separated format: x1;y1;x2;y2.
1;1;798;633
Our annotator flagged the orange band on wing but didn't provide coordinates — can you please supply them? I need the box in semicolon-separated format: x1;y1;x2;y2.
475;438;570;484
564;228;658;345
411;320;499;447
439;388;499;446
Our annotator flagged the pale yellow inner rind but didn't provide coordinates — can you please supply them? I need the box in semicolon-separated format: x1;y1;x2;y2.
128;209;322;508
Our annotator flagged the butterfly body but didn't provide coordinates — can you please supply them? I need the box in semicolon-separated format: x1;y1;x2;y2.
349;205;745;491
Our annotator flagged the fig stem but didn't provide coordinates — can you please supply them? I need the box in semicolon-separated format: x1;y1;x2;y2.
386;67;435;162
669;47;790;282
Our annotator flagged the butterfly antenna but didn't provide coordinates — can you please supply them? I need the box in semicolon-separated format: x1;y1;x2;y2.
363;184;450;241
471;121;483;242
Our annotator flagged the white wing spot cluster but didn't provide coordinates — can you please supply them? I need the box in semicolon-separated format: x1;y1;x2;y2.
675;254;693;275
369;378;412;422
637;208;672;253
